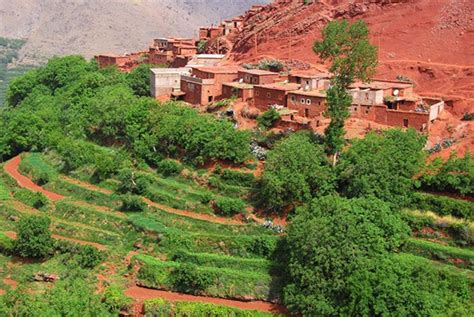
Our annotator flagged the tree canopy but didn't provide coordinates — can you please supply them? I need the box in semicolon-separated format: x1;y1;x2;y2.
14;215;54;258
259;132;334;211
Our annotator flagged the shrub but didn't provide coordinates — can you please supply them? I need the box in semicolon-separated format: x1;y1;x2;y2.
102;285;133;314
13;189;49;210
213;196;246;216
411;192;473;220
174;301;278;317
257;108;281;129
156;159;183;177
14;215;54;258
172;263;214;294
144;298;172;317
250;236;278;258
257;59;284;72
119;194;146;212
0;232;13;254
221;169;255;187
117;169;152;195
76;245;104;269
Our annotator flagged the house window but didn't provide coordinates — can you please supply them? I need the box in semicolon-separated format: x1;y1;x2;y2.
301;98;305;104
267;92;271;98
291;96;296;103
256;91;260;96
306;99;311;105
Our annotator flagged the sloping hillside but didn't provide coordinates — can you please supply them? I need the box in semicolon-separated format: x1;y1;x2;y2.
0;0;269;65
228;0;474;113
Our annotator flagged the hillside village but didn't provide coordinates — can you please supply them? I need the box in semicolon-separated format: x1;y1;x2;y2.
95;2;447;136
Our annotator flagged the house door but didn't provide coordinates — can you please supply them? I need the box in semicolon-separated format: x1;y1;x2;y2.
403;119;409;128
304;108;309;117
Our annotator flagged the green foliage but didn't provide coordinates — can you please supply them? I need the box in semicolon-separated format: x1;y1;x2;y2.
14;215;54;258
0;279;110;316
172;263;214;294
420;152;473;196
0;178;11;201
144;298;172;317
119;194;147;212
213;196;246;216
257;59;284;72
173;301;278;317
411;192;473;220
156;158;183;176
76;245;104;269
117;168;152;195
102;285;133;314
221;169;255;187
13;188;49;210
404;238;474;269
19;152;58;185
260;132;334;211
0;232;13;254
338;129;426;206
283;195;410;315
257;108;281;129
314;19;378;154
197;40;207;54
126;63;155;97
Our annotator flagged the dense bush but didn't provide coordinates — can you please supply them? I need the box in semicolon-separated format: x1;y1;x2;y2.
102;285;133;314
411;192;473;220
13;188;49;210
221;169;255;187
257;108;281;129
338;129;426;206
76;245;104;269
156;159;183;176
119;194;147;212
171;263;214;294
144;298;172;317
18;153;57;185
117;168;152;195
213;196;246;216
420;152;473;196
260;132;334;211
14;215;54;258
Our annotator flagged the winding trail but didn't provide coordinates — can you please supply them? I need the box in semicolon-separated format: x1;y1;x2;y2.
125;286;288;316
4;156;64;201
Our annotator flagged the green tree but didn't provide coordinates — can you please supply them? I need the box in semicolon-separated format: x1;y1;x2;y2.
338;129;426;206
259;132;334;211
314;20;378;157
257;108;281;129
126;63;156;97
14;215;54;258
283;196;410;316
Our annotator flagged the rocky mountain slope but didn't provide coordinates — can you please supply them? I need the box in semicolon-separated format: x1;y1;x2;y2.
227;0;473;114
0;0;269;65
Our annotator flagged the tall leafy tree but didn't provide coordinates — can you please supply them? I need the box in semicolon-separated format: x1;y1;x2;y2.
314;20;378;158
259;132;334;212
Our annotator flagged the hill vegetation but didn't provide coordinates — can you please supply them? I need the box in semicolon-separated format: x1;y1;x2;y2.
0;19;472;316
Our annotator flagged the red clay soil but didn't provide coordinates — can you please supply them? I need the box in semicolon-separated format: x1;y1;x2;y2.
4;156;64;201
125;286;288;316
0;289;5;296
3;277;18;289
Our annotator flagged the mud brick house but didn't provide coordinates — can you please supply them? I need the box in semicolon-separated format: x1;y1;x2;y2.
153;38;169;50
223;17;244;35
150;68;191;98
238;69;280;85
180;66;241;105
222;82;254;101
348;80;444;131
148;48;174;65
95;52;147;71
254;83;300;111
199;26;225;41
289;72;331;90
287;89;327;118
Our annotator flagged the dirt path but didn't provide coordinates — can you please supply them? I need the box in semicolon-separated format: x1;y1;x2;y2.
125;286;288;315
60;176;113;195
4;156;64;201
3;231;107;251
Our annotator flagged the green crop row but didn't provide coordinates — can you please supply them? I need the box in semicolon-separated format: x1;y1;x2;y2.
411;192;473;220
170;249;274;274
144;298;280;317
134;254;279;301
404;238;474;269
0;178;10;201
18;153;58;185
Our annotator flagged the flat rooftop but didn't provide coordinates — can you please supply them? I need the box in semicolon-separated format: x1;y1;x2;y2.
193;54;226;59
223;82;254;89
192;66;242;74
351;80;413;90
239;69;279;76
150;68;190;74
288;89;327;98
256;82;301;91
290;71;331;79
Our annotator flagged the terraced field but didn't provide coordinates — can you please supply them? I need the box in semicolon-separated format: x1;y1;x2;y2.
0;152;472;316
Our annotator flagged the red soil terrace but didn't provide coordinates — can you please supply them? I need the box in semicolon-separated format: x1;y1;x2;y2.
125;286;288;316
